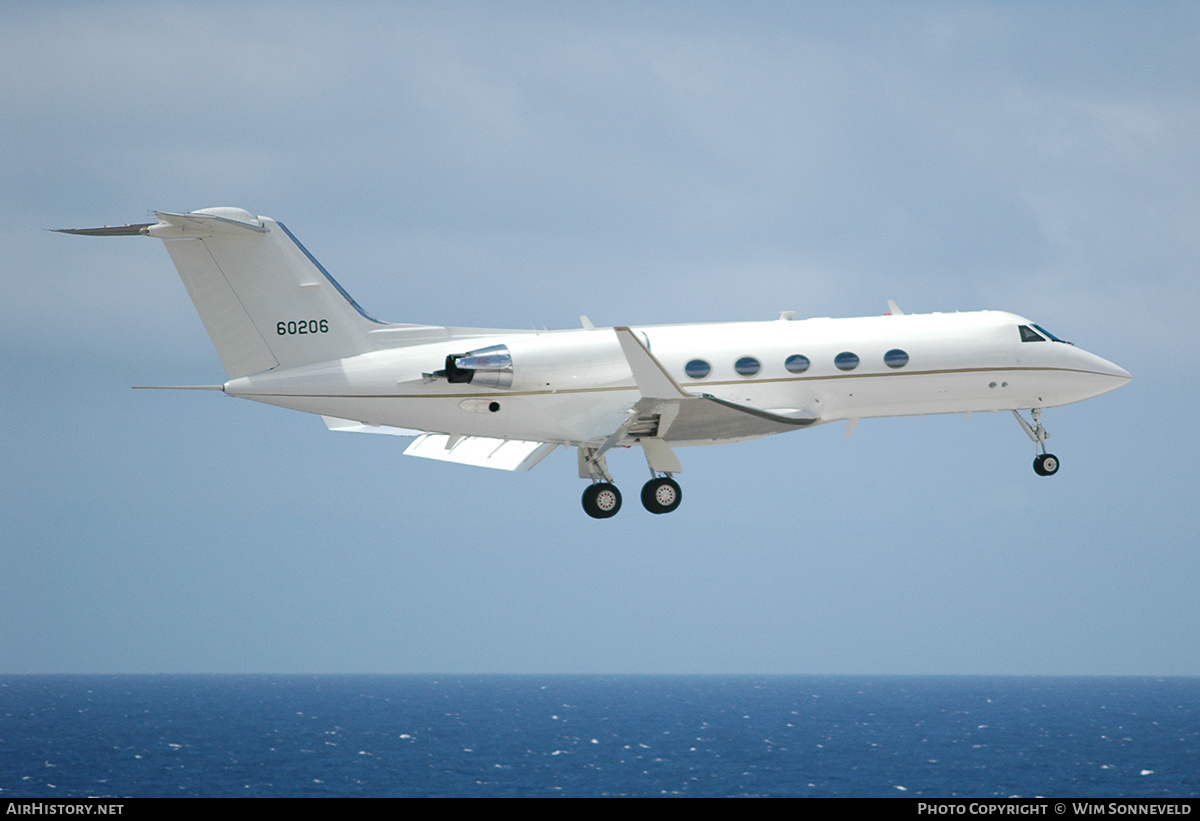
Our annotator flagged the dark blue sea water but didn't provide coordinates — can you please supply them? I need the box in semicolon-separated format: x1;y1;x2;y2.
0;676;1195;797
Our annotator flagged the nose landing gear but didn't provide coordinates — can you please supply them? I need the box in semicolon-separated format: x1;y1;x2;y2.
1033;453;1059;476
1013;408;1059;476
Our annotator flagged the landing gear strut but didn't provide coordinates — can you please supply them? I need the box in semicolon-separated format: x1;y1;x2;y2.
1013;408;1059;476
578;446;622;519
641;476;682;514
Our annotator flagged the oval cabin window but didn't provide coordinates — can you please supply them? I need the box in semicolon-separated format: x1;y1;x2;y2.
734;357;762;376
834;352;860;371
784;354;810;374
684;359;711;379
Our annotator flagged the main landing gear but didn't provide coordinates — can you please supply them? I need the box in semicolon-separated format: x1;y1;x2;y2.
1013;408;1059;477
578;446;684;519
641;476;682;515
581;482;622;519
581;477;683;518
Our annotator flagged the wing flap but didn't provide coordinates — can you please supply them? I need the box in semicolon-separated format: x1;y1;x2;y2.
403;434;557;472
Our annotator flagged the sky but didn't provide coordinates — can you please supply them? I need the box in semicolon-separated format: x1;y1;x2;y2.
3;2;1198;675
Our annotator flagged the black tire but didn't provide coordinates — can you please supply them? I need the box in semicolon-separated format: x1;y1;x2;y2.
582;483;622;519
641;477;682;514
1033;453;1060;476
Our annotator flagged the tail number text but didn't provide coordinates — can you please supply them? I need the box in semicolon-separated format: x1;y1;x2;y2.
277;319;329;335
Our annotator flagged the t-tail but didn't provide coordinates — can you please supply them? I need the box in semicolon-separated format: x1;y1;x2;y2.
58;207;390;378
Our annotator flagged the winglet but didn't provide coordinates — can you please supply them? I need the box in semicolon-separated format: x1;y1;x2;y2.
613;327;690;400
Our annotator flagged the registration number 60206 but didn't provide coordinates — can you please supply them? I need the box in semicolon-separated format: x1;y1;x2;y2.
277;319;329;335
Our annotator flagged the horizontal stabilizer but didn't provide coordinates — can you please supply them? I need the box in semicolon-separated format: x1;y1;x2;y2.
150;209;268;237
53;223;153;237
404;434;557;472
322;416;424;436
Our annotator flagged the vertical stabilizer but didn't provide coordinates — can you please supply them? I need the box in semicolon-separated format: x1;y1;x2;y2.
145;207;384;377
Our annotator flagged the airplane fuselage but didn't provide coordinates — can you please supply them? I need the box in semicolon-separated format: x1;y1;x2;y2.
224;309;1129;448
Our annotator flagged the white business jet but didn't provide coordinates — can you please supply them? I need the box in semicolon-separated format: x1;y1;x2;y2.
59;207;1131;518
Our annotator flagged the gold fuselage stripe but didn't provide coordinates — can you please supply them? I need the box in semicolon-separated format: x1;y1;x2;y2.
230;364;1111;400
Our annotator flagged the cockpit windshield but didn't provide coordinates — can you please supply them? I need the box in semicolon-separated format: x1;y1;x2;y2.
1033;324;1071;344
1019;324;1072;344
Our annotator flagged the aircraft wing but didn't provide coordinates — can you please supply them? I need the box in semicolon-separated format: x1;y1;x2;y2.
656;395;818;442
322;416;425;436
611;327;819;444
613;326;690;400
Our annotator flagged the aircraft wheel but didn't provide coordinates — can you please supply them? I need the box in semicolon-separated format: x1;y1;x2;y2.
641;477;682;514
582;483;622;519
1033;453;1059;476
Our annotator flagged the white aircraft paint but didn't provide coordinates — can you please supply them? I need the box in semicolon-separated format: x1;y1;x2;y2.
59;207;1131;518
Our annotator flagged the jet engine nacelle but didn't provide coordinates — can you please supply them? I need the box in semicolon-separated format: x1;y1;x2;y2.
440;333;629;392
444;345;514;389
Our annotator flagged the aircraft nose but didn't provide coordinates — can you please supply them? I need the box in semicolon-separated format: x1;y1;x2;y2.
1075;348;1131;398
1091;352;1132;383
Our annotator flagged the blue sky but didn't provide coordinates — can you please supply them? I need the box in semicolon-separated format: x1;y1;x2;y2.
3;2;1197;674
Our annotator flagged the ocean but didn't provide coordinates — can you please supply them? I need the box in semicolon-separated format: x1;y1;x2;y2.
0;676;1195;798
